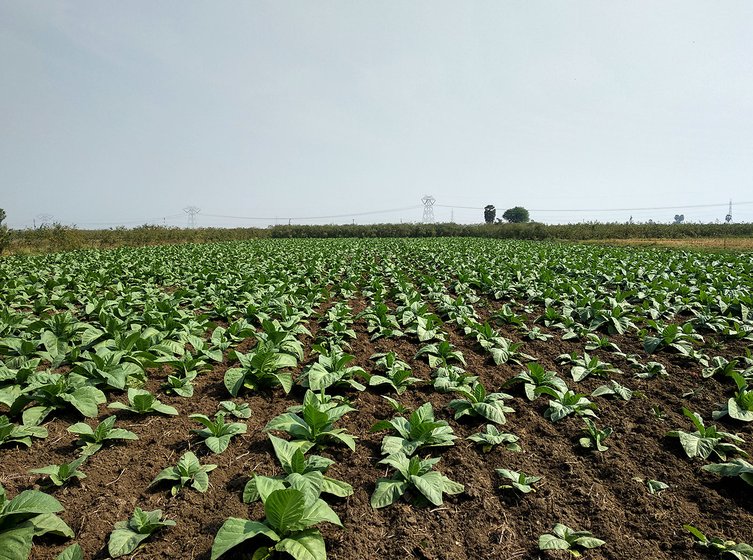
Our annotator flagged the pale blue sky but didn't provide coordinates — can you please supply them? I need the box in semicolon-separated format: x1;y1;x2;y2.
1;1;752;228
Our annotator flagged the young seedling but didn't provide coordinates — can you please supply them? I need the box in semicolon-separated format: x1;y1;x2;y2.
684;525;753;559
243;435;353;503
415;341;466;369
211;488;341;560
299;347;368;392
591;379;633;401
667;408;747;461
563;351;621;382
108;507;175;558
467;425;521;453
149;451;217;496
0;414;47;448
370;452;464;508
368;352;422;394
538;523;605;557
537;387;598;422
67;415;138;457
29;456;87;487
449;382;515;424
161;370;197;398
505;362;567;401
265;390;357;451
108;388;178;416
371;402;457;457
579;418;612;452
189;412;247;454
632;360;669;379
496;468;541;493
218;400;251;419
714;372;753;422
224;342;297;397
433;365;478;393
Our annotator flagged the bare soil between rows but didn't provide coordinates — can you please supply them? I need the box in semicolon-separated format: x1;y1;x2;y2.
3;296;753;560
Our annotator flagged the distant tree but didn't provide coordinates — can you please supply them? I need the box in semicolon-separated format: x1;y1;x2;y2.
0;208;9;255
673;214;685;224
484;205;496;224
502;206;530;223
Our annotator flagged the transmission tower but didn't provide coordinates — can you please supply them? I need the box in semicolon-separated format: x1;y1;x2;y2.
725;200;733;223
421;195;436;224
35;214;53;229
184;206;200;228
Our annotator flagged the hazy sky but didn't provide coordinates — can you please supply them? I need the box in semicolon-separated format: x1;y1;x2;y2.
1;1;752;228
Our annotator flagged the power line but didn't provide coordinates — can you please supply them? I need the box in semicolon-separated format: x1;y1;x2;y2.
436;201;753;212
202;205;422;222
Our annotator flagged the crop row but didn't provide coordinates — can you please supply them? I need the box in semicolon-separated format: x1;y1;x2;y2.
1;239;752;559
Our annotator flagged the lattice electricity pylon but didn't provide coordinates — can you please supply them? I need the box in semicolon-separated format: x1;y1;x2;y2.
35;214;53;228
726;200;733;223
421;195;436;223
184;206;200;228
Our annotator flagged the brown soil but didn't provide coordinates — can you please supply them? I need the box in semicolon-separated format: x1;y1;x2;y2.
2;296;752;560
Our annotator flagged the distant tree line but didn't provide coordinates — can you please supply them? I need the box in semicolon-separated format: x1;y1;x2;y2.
3;210;753;256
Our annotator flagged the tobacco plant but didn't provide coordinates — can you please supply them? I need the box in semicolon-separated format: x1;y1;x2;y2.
0;414;47;448
449;382;515;424
685;525;753;560
211;488;341;560
371;402;457;457
668;408;747;461
537;387;598;422
243;435;353;503
714;372;753;422
496;468;541;493
224;342;297;396
467;424;521;453
505;362;567;401
219;400;251;419
579;418;612;452
368;352;421;394
108;388;178;416
538;523;605;557
108;507;175;558
67;415;137;456
370;452;464;508
0;482;74;559
29;456;87;487
149;451;217;496
265;390;357;451
299;347;367;392
190;412;247;454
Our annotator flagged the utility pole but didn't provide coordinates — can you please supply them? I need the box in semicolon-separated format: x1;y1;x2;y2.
421;195;436;224
183;206;200;228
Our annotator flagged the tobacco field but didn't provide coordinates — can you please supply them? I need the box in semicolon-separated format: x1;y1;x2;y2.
1;238;753;560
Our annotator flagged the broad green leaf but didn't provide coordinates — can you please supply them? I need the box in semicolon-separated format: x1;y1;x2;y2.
275;530;326;560
56;543;83;560
210;518;279;560
4;490;64;516
264;489;306;533
538;534;570;551
0;525;34;560
108;528;149;558
29;513;75;538
370;479;408;508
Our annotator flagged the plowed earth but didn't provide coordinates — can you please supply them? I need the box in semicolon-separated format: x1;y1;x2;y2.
3;296;753;560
